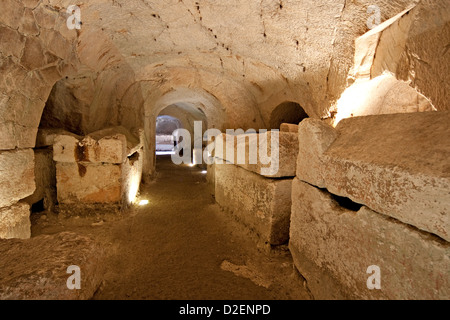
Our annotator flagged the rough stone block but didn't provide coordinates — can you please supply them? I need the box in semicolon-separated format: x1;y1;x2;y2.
53;127;140;164
85;135;127;164
35;128;72;148
297;112;450;241
280;123;299;133
290;178;450;300
215;163;292;245
296;119;337;187
52;134;81;163
20;37;45;70
0;232;105;300
0;26;25;58
0;122;17;150
0;0;24;30
215;131;298;178
0;202;30;240
56;162;122;204
87;126;142;157
0;149;35;208
53;133;126;164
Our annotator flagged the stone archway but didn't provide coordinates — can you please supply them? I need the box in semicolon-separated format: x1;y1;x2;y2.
269;101;309;130
155;115;182;154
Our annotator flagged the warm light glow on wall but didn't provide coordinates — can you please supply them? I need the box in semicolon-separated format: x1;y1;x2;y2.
332;73;435;127
128;175;141;204
333;80;373;126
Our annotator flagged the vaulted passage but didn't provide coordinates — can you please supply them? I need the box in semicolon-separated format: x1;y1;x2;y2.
155;115;180;154
0;0;449;301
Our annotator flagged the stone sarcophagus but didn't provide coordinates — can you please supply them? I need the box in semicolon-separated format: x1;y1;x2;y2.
290;112;450;300
53;126;143;207
213;128;299;246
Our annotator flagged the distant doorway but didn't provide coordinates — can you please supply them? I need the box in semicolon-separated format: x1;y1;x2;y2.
155;115;182;155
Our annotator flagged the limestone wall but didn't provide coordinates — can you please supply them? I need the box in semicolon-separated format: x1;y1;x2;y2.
0;149;34;239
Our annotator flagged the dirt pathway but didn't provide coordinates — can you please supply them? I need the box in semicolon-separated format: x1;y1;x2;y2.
32;156;310;300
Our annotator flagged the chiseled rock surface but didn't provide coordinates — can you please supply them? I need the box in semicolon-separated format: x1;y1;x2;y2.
290;178;450;300
296;118;338;188
350;1;450;111
297;112;450;241
0;202;30;240
334;5;437;124
53;134;127;164
56;162;122;204
0;0;448;153
215;163;292;245
351;6;416;80
0;232;105;300
53;126;141;164
0;149;35;208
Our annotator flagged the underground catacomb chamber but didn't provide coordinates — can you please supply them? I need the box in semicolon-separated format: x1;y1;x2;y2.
0;0;448;302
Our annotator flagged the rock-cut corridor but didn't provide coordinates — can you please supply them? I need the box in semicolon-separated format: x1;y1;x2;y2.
0;0;449;300
23;156;308;300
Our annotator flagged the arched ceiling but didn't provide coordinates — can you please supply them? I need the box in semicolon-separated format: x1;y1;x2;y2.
1;0;447;152
44;0;425;125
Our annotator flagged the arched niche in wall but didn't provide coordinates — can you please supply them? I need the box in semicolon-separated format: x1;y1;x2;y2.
269;101;309;129
38;77;92;136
